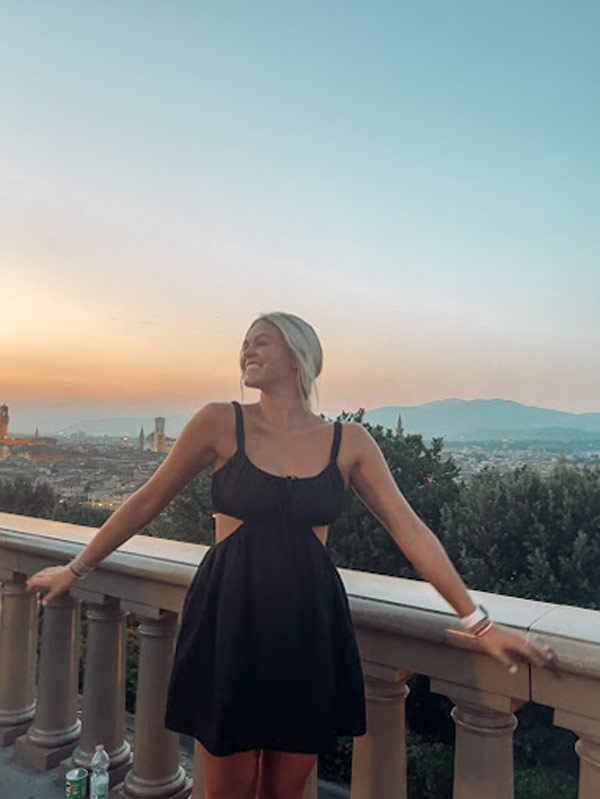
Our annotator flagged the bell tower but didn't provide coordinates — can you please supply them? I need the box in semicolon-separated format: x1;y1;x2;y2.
154;417;165;453
395;412;404;438
0;404;8;440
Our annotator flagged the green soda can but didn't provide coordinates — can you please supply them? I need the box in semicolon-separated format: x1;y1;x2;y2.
65;766;89;798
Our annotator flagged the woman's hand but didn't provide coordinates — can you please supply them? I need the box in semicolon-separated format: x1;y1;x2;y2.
476;624;554;673
25;566;76;607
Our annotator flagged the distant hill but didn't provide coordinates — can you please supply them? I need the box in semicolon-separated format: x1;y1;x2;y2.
362;399;600;442
17;398;600;443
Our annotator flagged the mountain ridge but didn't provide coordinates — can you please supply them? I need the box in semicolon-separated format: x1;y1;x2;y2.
15;398;600;443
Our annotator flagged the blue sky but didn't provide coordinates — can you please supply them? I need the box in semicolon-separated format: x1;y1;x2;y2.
2;1;599;429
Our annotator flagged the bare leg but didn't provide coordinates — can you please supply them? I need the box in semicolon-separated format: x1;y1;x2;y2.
195;739;261;799
258;749;318;799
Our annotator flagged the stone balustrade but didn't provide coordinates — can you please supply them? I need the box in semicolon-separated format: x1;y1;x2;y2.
1;511;599;799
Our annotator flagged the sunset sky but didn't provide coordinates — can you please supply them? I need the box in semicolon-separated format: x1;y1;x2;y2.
2;2;598;432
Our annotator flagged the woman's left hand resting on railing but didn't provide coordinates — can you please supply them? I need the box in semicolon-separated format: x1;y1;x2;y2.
471;624;552;673
347;422;555;674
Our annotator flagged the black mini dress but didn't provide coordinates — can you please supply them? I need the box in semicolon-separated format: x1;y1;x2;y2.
164;400;367;756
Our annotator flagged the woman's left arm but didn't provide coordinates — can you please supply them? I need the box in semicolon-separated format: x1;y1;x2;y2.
346;422;554;672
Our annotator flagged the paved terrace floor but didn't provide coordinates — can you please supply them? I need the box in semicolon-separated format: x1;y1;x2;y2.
0;709;349;799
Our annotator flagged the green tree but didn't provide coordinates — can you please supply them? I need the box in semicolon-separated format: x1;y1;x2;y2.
145;469;215;545
437;458;600;609
0;476;55;517
52;497;112;527
328;408;462;579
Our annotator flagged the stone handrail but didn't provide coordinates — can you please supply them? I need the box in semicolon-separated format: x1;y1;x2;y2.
1;512;599;798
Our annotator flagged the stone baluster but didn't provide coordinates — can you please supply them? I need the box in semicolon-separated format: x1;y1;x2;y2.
113;606;191;799
0;573;38;746
350;663;412;799
60;595;132;788
14;591;81;769
431;679;522;799
555;710;600;799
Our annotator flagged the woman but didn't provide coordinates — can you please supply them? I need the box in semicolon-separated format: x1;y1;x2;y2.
26;310;553;799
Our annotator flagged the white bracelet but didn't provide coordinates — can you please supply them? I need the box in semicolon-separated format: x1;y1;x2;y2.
66;557;94;580
474;620;494;638
460;604;488;630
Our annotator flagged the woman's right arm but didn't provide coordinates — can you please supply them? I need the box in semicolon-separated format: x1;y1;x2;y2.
25;402;223;603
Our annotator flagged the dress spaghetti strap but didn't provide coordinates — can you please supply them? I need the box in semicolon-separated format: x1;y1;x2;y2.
330;421;342;464
231;400;245;453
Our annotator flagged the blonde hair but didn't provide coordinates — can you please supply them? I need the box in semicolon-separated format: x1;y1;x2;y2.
240;311;323;408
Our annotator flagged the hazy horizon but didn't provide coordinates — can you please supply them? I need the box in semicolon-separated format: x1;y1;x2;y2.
6;395;600;439
3;2;598;420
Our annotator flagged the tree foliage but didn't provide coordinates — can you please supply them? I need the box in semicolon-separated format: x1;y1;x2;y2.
437;456;600;609
145;469;215;545
0;476;112;527
328;408;462;579
0;475;56;518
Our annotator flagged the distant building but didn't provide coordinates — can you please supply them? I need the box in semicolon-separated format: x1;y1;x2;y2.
142;417;175;453
0;404;57;448
395;412;404;438
154;416;165;453
138;426;145;452
0;404;8;440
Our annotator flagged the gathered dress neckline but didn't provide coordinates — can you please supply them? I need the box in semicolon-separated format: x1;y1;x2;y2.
212;403;345;487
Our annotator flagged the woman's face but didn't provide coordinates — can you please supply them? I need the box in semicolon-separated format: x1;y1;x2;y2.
239;321;297;391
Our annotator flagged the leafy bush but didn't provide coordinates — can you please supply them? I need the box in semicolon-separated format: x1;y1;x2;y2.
514;766;577;799
406;730;454;798
318;735;353;786
125;617;140;714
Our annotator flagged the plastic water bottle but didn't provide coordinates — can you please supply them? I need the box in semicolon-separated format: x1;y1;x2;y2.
90;743;110;799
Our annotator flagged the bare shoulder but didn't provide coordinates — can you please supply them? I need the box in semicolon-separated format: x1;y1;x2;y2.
199;401;235;421
187;400;236;425
182;401;224;432
340;420;375;452
182;401;239;446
